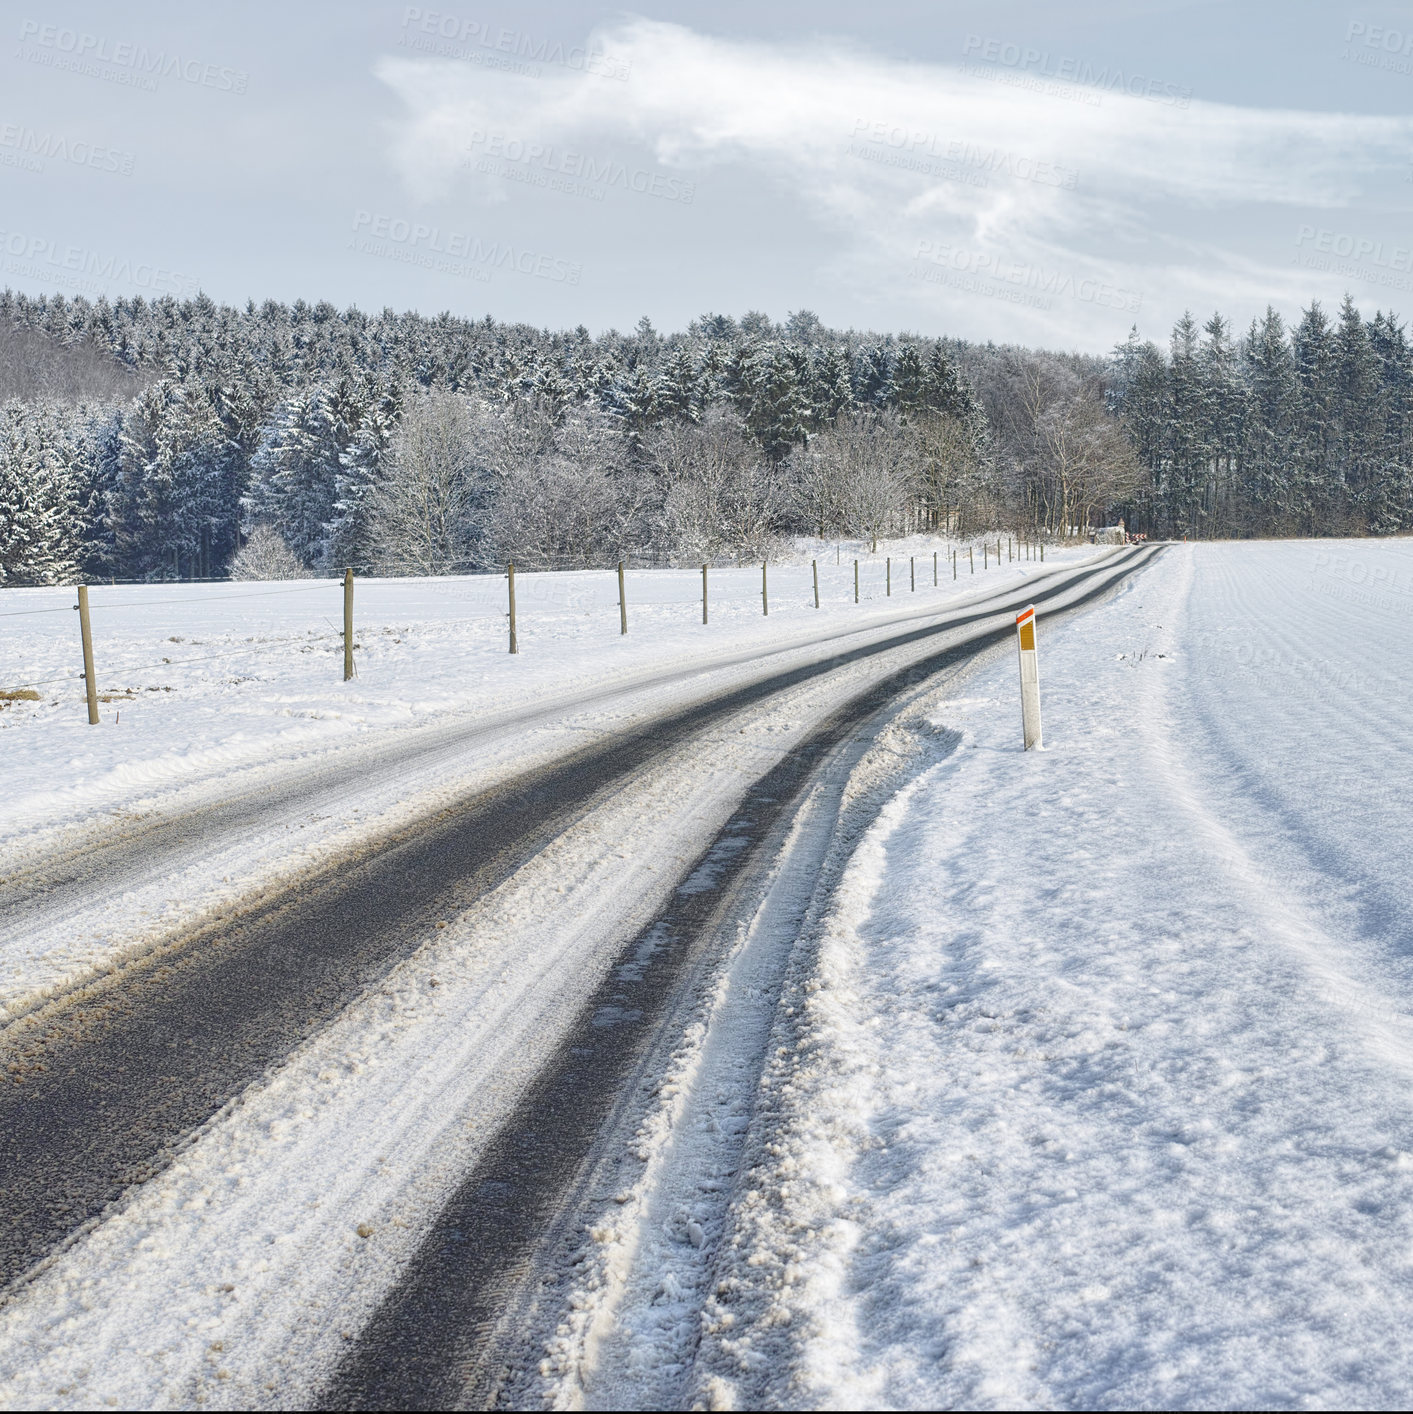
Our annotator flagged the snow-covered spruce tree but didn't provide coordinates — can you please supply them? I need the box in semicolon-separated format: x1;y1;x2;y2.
1292;301;1340;535
1107;328;1169;537
1198;314;1247;537
245;386;344;570
1333;296;1385;534
725;343;808;463
1367;312;1413;533
1166;312;1208;539
107;379;241;579
326;383;400;572
1241;307;1301;536
0;402;88;585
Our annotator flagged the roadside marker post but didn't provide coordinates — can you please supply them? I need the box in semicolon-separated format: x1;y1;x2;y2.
854;559;859;603
343;568;354;680
886;557;891;596
507;562;518;654
910;555;915;591
933;551;938;586
75;584;99;724
762;561;769;616
618;560;628;635
812;559;820;608
1016;603;1043;750
702;563;708;624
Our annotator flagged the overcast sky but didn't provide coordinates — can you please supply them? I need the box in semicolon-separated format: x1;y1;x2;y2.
3;0;1411;352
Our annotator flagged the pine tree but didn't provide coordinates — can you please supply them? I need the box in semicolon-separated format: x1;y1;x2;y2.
1107;328;1168;536
1166;313;1207;538
1333;295;1383;531
1198;315;1245;534
891;343;928;415
0;403;87;585
1242;308;1301;534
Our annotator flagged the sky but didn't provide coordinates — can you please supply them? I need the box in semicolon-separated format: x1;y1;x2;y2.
2;0;1411;352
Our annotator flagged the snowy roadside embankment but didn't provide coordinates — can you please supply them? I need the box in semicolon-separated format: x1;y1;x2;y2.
694;539;1413;1410
0;538;1079;847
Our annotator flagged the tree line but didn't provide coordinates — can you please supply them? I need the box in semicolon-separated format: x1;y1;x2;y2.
1;288;1410;585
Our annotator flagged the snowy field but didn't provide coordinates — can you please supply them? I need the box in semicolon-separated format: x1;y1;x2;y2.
672;538;1413;1410
0;534;1067;844
8;537;1413;1410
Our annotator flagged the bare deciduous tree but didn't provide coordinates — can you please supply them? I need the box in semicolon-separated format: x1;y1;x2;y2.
486;406;651;567
365;390;492;573
1032;387;1143;536
789;411;918;551
229;525;310;580
646;406;783;563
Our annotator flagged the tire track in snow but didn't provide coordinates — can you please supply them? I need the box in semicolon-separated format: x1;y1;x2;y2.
322;548;1161;1410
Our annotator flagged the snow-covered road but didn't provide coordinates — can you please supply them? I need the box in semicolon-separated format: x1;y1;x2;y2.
0;547;1143;1410
14;539;1405;1410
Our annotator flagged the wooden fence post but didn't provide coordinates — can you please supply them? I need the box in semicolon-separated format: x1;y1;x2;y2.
812;559;819;608
507;562;518;654
343;568;354;680
76;584;98;725
702;563;708;624
618;560;628;635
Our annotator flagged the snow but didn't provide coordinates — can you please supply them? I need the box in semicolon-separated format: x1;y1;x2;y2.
0;538;1082;1021
0;536;1067;845
689;538;1413;1411
0;535;1093;1411
23;537;1413;1408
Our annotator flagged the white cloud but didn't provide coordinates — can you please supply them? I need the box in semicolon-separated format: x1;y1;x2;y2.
374;20;1413;345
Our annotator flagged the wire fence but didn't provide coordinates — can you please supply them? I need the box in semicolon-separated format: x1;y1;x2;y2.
2;535;1050;711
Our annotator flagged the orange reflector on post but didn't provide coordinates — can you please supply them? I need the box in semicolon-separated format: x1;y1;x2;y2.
1015;604;1042;750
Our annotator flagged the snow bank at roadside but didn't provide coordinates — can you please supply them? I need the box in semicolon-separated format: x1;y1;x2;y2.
697;539;1413;1410
0;541;1081;844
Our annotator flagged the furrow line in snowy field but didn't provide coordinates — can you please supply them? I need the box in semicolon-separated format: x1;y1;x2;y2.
0;549;1158;1411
